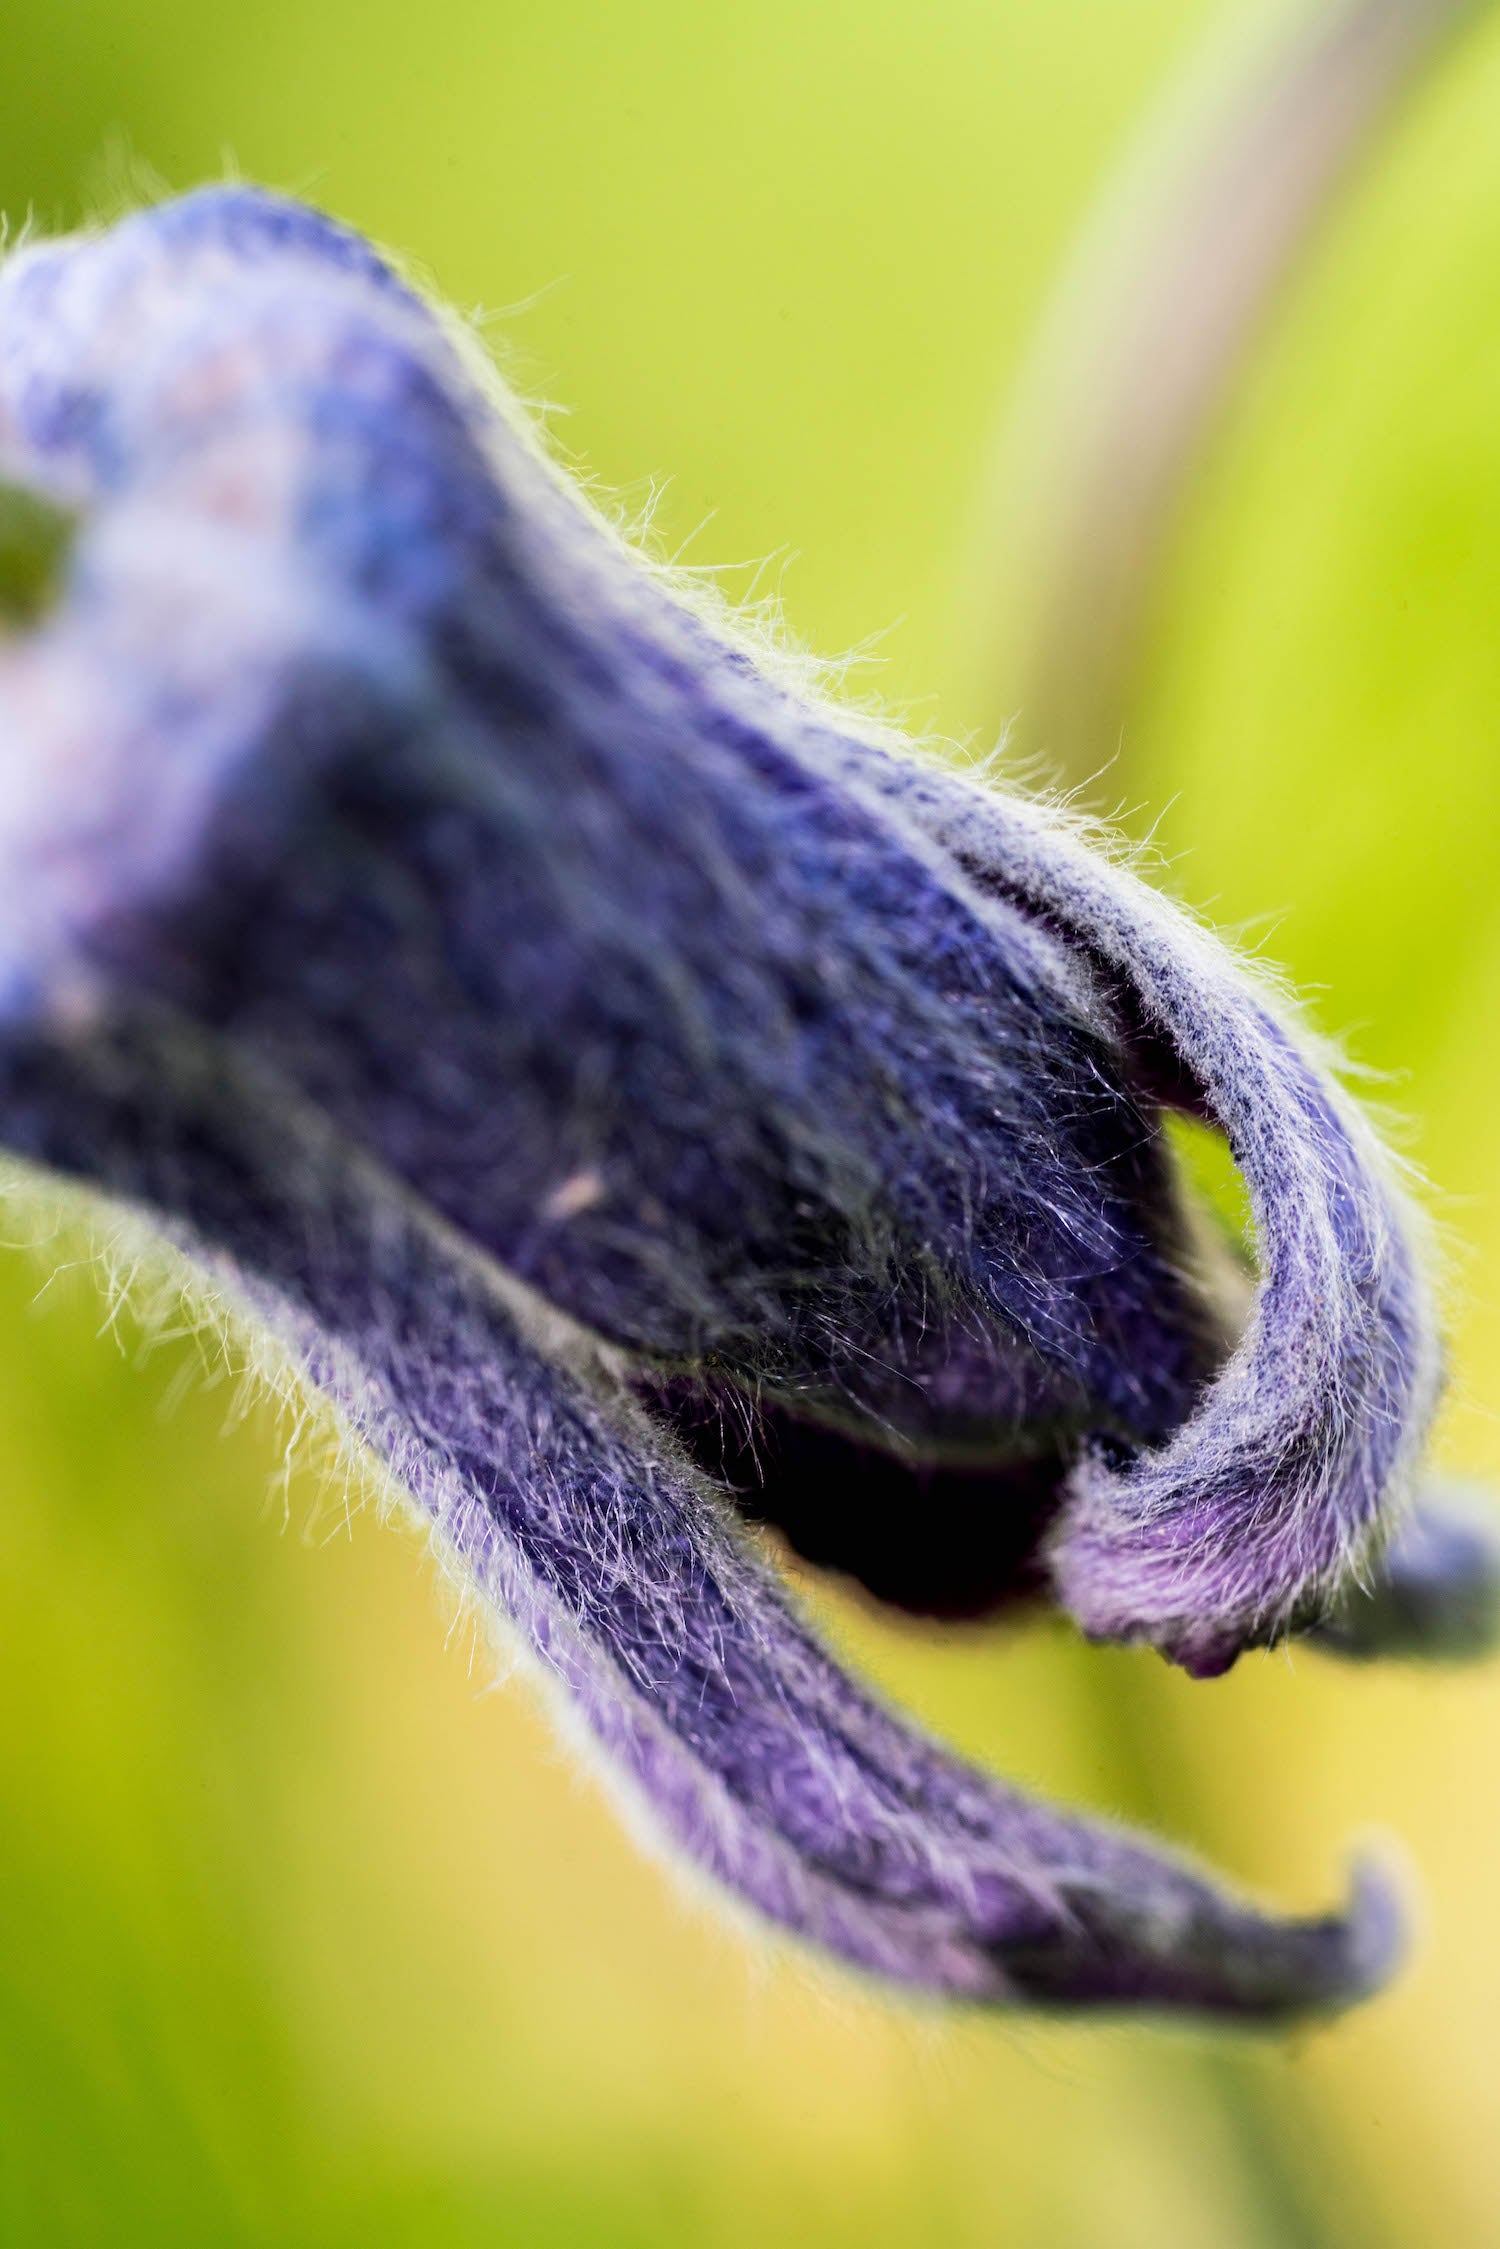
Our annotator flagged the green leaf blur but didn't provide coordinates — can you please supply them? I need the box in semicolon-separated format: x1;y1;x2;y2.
0;484;74;626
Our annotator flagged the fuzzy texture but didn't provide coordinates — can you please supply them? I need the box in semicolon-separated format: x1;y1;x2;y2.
0;185;1485;2020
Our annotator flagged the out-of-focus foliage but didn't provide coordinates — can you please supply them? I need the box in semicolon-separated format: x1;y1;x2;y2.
4;2;1500;2243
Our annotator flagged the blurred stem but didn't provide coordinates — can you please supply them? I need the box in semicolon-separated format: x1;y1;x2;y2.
1080;1649;1400;2249
963;0;1491;798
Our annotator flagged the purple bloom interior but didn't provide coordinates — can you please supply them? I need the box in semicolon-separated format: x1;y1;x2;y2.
0;185;1489;2021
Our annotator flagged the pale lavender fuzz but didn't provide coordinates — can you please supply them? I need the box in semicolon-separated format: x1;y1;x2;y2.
0;187;1487;2020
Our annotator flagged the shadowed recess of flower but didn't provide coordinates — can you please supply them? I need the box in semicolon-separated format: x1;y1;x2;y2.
0;186;1492;2022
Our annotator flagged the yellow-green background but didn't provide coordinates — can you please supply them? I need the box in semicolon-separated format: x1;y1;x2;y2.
4;2;1500;2242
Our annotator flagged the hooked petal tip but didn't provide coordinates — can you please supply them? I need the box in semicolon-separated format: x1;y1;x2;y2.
995;1850;1406;2023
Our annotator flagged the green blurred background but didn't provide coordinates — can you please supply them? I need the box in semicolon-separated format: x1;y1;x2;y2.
5;1;1500;2241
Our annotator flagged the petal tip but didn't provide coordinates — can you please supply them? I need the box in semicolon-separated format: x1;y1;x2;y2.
1329;1851;1410;2013
1314;1488;1500;1667
987;1845;1407;2025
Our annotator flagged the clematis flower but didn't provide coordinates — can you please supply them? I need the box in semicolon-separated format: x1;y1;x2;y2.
0;185;1492;2021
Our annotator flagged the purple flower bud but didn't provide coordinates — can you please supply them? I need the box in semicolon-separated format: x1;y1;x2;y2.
0;186;1485;2020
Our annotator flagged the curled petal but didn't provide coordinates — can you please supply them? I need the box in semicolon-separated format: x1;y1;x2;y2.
789;735;1441;1675
0;1015;1402;2019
